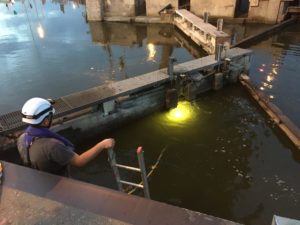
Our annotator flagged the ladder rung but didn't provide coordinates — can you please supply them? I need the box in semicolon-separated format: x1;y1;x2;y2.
120;180;144;189
116;163;141;172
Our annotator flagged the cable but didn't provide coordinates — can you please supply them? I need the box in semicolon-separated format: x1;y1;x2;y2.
126;146;168;195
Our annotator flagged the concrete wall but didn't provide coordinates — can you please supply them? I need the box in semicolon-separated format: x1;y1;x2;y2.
248;0;283;24
146;0;178;16
190;0;236;18
86;0;104;21
104;0;135;17
86;0;145;19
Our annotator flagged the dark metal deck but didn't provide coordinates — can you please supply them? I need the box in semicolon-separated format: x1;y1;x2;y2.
0;161;241;225
0;70;170;134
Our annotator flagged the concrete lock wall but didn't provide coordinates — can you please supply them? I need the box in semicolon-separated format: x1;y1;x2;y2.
248;0;283;24
146;0;178;16
86;0;104;21
104;0;136;17
190;0;236;18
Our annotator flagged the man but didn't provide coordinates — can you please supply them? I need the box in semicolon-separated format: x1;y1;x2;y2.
17;97;115;176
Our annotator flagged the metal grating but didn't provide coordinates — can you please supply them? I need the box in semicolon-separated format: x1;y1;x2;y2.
0;111;25;133
52;98;73;118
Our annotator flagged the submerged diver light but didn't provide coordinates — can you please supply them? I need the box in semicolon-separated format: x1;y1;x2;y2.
167;101;193;122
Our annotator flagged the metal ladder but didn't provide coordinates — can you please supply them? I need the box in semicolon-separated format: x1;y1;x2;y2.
107;146;150;199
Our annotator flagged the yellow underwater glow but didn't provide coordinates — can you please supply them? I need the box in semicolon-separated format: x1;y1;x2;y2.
166;101;193;122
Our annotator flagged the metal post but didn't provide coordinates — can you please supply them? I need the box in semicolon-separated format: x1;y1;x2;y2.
217;18;223;31
168;57;177;80
136;147;150;199
203;12;209;23
215;44;223;61
107;148;123;192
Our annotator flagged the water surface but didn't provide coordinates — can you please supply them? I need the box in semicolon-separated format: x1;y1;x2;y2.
1;1;300;225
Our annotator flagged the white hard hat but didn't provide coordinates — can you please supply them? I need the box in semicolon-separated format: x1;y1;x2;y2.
21;97;55;125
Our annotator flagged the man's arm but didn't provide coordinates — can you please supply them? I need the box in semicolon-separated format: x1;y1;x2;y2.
69;138;115;167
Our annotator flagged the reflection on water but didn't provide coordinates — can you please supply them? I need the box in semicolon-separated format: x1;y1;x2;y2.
147;43;156;62
0;1;203;114
249;24;300;128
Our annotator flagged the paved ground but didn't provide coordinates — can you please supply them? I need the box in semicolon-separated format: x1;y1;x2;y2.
0;162;242;225
0;187;130;225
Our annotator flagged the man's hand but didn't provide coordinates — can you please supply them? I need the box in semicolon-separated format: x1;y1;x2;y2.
70;138;116;167
101;138;115;149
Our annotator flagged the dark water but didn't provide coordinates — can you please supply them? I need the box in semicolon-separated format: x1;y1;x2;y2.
1;1;300;225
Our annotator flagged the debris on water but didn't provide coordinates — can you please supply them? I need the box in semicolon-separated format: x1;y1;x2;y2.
90;67;94;70
276;180;285;186
238;173;243;177
220;149;226;153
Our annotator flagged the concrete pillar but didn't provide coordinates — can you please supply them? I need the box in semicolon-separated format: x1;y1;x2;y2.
86;0;104;21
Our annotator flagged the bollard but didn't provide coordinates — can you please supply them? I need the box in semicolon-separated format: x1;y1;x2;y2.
217;18;223;31
203;12;209;23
